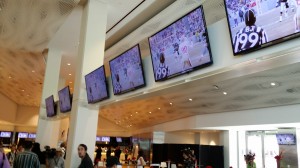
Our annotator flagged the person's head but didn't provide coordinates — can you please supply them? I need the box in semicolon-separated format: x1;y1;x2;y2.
23;141;33;151
244;9;256;26
44;145;51;151
138;150;144;158
17;144;24;152
11;144;17;151
32;142;41;153
160;53;165;64
60;142;66;148
78;144;88;158
106;156;118;168
56;148;63;157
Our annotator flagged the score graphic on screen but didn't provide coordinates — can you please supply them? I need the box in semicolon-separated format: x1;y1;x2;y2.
225;0;300;55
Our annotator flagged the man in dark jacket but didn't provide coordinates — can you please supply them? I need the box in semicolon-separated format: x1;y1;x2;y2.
78;144;93;168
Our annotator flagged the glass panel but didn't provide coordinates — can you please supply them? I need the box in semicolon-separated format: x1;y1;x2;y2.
264;134;279;168
247;134;263;168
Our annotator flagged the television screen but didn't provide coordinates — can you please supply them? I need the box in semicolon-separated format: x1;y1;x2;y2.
109;45;146;95
224;0;300;55
58;86;72;112
85;66;109;103
276;134;296;145
28;133;36;139
148;6;213;81
101;136;110;142
18;132;28;138
96;137;101;142
116;137;122;142
45;95;56;117
0;132;11;138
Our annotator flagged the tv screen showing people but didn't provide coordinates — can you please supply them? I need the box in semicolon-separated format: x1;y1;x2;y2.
58;86;72;112
224;0;300;55
45;95;56;117
109;45;146;95
276;133;296;145
0;132;11;138
148;6;213;81
85;66;109;103
18;132;28;138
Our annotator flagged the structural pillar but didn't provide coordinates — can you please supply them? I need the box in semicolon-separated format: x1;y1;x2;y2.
220;130;238;168
65;0;107;167
36;49;63;148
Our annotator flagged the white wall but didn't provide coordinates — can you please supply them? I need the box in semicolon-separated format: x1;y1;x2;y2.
200;132;220;145
0;93;17;124
164;132;195;144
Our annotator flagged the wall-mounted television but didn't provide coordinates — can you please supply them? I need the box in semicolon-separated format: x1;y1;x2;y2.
0;132;11;138
96;137;101;142
85;65;109;103
276;134;296;145
116;137;122;143
18;132;28;138
45;95;57;117
109;44;146;95
148;5;213;81
28;133;36;139
101;136;110;142
58;86;72;113
224;0;300;55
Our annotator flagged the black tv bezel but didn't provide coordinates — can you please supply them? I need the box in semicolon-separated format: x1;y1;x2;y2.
223;0;300;56
276;133;296;145
58;86;72;113
109;44;146;95
45;95;57;117
18;132;29;139
85;65;110;104
148;5;213;82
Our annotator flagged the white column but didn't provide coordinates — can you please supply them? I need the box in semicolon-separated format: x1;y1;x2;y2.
194;132;200;144
220;130;238;168
36;49;63;148
65;0;107;167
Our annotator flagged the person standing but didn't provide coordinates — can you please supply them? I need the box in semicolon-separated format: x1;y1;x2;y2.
47;148;64;168
114;146;121;162
32;142;46;167
14;141;40;168
0;142;10;168
137;150;146;168
7;144;17;167
78;144;93;168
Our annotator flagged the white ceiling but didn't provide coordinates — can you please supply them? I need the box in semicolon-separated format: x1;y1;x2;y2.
99;52;300;129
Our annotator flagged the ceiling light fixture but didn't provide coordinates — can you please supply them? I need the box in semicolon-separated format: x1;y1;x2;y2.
223;92;227;95
69;82;72;84
21;90;25;92
8;76;12;79
170;102;173;105
149;112;152;114
135;112;138;114
69;74;72;76
213;85;219;90
271;82;276;86
32;70;35;73
189;98;193;101
130;114;133;117
158;107;161;110
67;63;71;66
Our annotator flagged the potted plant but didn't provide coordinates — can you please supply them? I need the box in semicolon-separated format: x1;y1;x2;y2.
244;152;256;168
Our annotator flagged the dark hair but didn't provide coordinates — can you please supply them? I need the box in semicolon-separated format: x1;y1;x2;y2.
138;150;144;158
23;141;33;150
106;156;119;167
245;10;256;26
32;142;41;154
160;53;165;63
79;144;87;151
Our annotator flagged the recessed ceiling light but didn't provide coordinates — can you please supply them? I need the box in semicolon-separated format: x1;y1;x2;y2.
213;85;219;90
26;95;29;97
69;74;72;76
8;76;12;79
69;81;72;84
32;70;35;73
149;112;152;114
135;112;138;114
271;82;276;86
189;98;193;101
70;88;73;90
158;107;161;110
21;90;25;92
170;102;173;105
223;92;227;95
67;63;71;66
130;114;133;117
